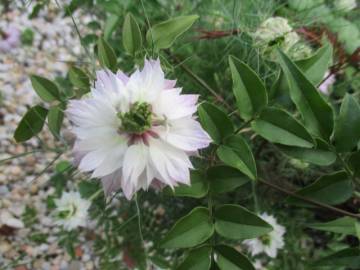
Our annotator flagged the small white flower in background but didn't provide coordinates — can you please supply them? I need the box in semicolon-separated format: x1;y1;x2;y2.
334;0;357;12
67;59;211;199
244;213;285;258
319;71;336;95
0;25;20;52
54;191;91;231
252;17;311;60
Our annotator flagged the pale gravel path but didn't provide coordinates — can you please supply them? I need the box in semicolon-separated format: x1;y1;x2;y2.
0;3;99;270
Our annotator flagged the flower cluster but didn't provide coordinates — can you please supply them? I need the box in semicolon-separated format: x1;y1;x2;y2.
54;191;91;231
244;213;285;258
252;17;312;60
67;59;211;199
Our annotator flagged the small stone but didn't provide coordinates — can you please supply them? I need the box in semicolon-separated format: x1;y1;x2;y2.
0;241;11;253
75;246;83;258
15;266;28;270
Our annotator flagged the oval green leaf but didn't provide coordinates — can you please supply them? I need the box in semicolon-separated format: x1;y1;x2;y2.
68;66;90;89
48;104;64;139
161;207;214;248
287;171;352;206
97;37;117;71
14;105;48;142
122;13;142;55
229;55;268;121
252;107;315;148
214;204;273;240
165;170;209;198
215;245;255;270
208;165;250;194
277;49;334;140
177;245;212;270
198;102;233;144
276;138;336;166
216;135;257;180
313;248;360;269
30;75;61;102
308;217;357;236
147;15;199;49
333;94;360;152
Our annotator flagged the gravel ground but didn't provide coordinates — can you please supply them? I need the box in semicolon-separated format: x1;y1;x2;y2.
0;3;99;270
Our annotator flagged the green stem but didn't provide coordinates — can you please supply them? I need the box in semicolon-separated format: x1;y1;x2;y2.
134;193;148;268
252;181;259;213
258;178;360;218
88;189;103;201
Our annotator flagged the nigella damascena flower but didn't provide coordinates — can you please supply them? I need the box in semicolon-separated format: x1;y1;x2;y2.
54;191;91;231
0;26;20;52
67;59;211;199
252;17;312;60
243;213;285;258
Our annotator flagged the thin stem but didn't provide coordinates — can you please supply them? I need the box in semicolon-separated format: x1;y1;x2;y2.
0;150;43;165
235;118;254;134
88;189;103;201
252;181;259;213
258;178;360;219
168;53;233;112
134;193;148;267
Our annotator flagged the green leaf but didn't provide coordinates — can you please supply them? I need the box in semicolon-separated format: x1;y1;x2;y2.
308;217;357;236
271;45;332;101
176;246;212;270
14;105;48;142
165;170;208;198
198;102;233;144
287;171;352;206
214;204;272;240
276;138;336;166
208;165;250;194
122;13;142;55
277;49;334;139
161;207;214;248
229;55;268;121
215;245;255;270
30;75;61;102
104;14;120;40
349;151;360;177
252;107;315;148
296;44;333;86
147;15;199;49
68;66;90;89
97;37;117;71
216;135;257;180
313;248;360;269
333;94;360;152
48;105;64;139
355;222;360;240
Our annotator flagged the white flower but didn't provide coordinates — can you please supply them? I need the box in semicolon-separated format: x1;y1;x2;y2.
334;0;357;12
252;17;311;60
67;59;211;200
54;191;91;231
319;71;336;95
0;25;20;52
243;213;285;258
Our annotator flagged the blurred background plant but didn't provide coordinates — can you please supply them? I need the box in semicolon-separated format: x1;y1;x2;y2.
0;0;359;269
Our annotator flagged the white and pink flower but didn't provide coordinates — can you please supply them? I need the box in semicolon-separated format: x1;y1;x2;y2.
67;59;211;199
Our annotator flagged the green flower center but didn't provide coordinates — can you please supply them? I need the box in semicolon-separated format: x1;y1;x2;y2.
260;234;271;246
118;102;152;134
268;35;285;47
57;204;77;220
